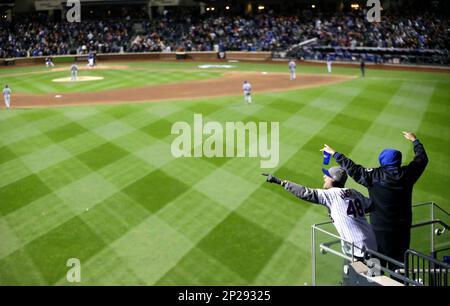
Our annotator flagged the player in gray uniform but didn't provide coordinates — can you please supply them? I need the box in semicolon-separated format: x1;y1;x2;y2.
71;64;78;81
263;167;377;259
3;85;11;109
243;80;252;104
288;59;296;80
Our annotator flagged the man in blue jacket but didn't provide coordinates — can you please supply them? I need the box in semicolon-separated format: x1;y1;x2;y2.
321;132;428;271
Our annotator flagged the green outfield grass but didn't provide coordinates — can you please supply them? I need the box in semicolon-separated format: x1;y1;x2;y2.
0;61;449;285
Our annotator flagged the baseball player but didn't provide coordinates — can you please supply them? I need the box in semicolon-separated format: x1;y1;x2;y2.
243;80;252;104
263;167;377;259
3;85;11;109
327;54;333;73
71;64;78;81
87;52;95;68
360;57;366;77
45;57;55;68
288;59;296;80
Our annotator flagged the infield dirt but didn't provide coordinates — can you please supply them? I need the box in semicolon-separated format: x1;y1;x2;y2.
11;72;354;108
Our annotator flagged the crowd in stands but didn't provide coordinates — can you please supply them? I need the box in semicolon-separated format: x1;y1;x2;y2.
1;12;449;58
0;16;133;58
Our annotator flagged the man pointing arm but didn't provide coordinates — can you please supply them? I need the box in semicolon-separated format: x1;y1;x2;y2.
262;168;377;260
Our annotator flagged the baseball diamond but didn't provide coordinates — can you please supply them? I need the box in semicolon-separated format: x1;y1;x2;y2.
0;0;449;289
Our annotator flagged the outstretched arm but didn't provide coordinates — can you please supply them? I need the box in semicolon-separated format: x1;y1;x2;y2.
262;174;321;204
321;144;373;187
284;181;321;204
403;132;428;183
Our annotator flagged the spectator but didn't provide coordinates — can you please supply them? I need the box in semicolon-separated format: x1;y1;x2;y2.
320;132;428;272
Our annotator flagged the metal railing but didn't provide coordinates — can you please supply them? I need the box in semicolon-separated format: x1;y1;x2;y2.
311;222;420;286
311;202;449;286
404;249;450;286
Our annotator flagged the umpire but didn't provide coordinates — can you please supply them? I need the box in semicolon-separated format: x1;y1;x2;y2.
321;132;428;271
360;57;366;77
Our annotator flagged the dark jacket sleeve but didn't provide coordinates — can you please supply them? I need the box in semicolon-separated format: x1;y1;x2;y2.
334;153;374;187
283;182;320;204
406;140;428;183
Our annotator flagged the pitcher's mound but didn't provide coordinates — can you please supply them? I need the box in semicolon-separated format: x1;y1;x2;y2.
52;76;104;83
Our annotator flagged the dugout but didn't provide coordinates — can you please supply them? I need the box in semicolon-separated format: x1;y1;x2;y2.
175;52;187;60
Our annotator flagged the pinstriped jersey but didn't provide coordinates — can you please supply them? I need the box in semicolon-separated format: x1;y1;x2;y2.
284;182;377;257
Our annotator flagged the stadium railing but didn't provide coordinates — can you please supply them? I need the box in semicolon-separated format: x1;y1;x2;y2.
275;44;450;66
311;202;449;286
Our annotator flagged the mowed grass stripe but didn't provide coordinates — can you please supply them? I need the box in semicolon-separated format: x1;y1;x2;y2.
0;158;33;189
0;145;17;165
156;247;247;285
0;114;33;137
413;82;450;204
0;172;120;263
16;72;60;94
0;249;47;285
20;144;72;173
0;219;21;259
418;83;450;141
196;212;284;282
0;188;145;265
57;175;199;284
0;194;74;259
74;71;129;93
253;240;311;285
346;81;435;172
56;246;144;285
107;215;193;285
2;75;35;94
0;104;169;272
0;216;106;285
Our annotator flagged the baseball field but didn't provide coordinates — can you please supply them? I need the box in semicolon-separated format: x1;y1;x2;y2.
0;61;449;285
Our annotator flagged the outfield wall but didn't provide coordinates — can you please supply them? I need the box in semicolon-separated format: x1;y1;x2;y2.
0;52;272;66
1;52;450;73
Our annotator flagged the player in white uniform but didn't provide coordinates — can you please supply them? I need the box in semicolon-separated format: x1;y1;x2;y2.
71;64;78;81
263;166;377;258
327;54;333;73
288;59;296;80
3;85;11;109
243;80;252;104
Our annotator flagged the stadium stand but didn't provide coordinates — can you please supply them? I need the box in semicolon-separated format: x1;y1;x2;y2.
1;5;449;65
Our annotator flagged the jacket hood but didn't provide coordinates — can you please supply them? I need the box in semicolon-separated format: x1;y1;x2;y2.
379;149;402;167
